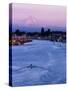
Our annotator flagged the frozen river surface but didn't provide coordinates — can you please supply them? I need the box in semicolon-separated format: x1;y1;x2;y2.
12;40;66;86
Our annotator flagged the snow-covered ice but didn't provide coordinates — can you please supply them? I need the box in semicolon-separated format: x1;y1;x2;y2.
12;40;66;86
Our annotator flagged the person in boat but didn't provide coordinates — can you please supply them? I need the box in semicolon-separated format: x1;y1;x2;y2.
26;64;46;70
27;64;33;69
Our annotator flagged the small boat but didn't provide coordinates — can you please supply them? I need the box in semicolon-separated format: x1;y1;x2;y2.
26;64;34;69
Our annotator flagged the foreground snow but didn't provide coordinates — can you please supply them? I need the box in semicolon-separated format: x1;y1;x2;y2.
12;40;66;86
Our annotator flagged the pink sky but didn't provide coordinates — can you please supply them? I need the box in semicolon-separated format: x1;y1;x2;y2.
12;3;66;27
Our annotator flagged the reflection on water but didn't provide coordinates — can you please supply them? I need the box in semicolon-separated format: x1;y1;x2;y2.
11;40;66;86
